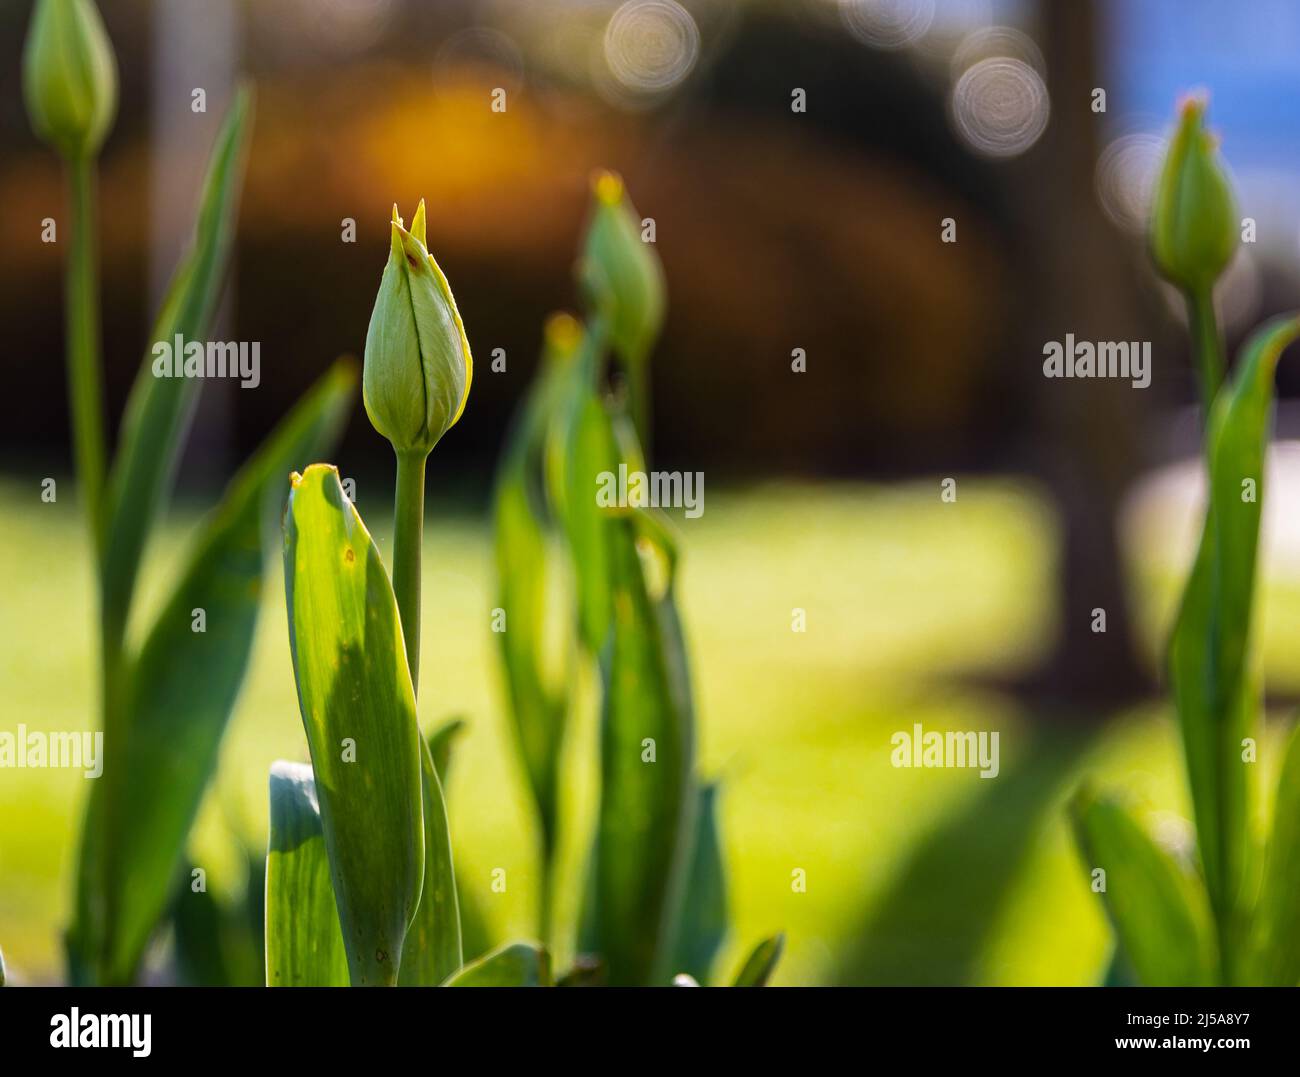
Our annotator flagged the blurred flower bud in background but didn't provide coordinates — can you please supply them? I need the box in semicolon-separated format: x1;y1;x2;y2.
23;0;118;160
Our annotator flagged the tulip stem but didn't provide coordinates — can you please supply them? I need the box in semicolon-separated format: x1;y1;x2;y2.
393;450;427;696
67;156;108;553
1187;286;1225;419
390;450;426;691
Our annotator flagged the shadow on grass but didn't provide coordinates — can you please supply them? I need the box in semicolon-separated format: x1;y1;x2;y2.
834;720;1098;985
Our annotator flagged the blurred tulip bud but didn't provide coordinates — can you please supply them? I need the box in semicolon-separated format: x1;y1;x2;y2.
23;0;118;160
363;201;473;457
1151;96;1238;294
579;170;666;365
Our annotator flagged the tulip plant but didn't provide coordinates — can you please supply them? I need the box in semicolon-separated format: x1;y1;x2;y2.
1072;96;1300;987
21;0;355;985
265;174;781;987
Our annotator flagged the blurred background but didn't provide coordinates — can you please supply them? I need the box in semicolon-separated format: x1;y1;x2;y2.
5;0;1300;985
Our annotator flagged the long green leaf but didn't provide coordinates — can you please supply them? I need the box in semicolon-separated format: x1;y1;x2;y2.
72;360;355;983
443;942;551;987
493;332;573;854
586;507;695;985
1251;723;1300;985
283;463;425;986
266;761;349;987
1071;789;1216;986
398;738;462;985
1169;315;1300;949
100;87;254;639
670;780;728;984
733;933;784;987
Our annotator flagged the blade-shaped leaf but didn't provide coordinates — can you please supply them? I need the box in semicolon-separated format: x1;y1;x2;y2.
266;761;349;987
733;933;784;987
1170;315;1300;929
73;360;355;984
283;463;425;987
586;507;695;985
493;332;573;852
427;717;466;780
1070;788;1216;986
100;87;254;640
443;942;551;987
670;780;728;985
398;737;462;986
1251;723;1300;985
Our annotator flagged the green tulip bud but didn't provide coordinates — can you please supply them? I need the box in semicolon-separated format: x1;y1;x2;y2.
23;0;118;160
363;201;473;457
1150;95;1238;295
578;170;666;365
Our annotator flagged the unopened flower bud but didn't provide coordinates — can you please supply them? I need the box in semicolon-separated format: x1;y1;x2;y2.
363;201;473;457
23;0;118;160
1151;96;1238;294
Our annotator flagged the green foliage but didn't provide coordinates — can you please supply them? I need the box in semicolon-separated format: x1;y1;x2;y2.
733;934;785;987
1070;789;1215;986
283;465;426;986
73;362;354;984
444;942;551;987
1072;97;1300;987
266;762;349;987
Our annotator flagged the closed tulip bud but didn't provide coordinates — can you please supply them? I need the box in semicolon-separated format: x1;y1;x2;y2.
23;0;118;160
579;170;666;365
363;201;472;457
1151;96;1237;295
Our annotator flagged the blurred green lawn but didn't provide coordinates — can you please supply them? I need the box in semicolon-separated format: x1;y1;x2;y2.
2;474;1293;985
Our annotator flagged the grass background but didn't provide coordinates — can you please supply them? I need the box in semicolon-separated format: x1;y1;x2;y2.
2;473;1294;985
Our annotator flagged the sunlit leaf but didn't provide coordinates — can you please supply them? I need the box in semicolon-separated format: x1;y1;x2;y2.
1169;315;1300;931
72;361;354;984
1071;788;1216;986
733;933;784;987
1251;723;1300;985
100;87;254;639
670;780;728;984
265;762;348;987
585;507;695;985
398;738;462;986
283;463;425;986
443;942;551;987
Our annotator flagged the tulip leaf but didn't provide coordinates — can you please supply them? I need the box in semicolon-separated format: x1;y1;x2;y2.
1169;315;1300;925
443;942;551;987
585;507;695;985
670;780;728;985
72;360;354;984
283;463;425;987
100;87;253;642
398;738;462;985
493;337;573;853
427;717;466;780
1071;789;1216;986
733;933;784;987
1251;723;1300;985
265;762;349;987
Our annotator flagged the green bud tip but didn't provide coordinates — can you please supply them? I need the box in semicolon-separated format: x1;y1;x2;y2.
23;0;118;160
1150;93;1238;295
363;201;473;457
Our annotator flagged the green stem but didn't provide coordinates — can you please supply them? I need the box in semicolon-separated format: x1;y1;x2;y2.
66;157;108;553
1187;286;1225;420
392;450;427;695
